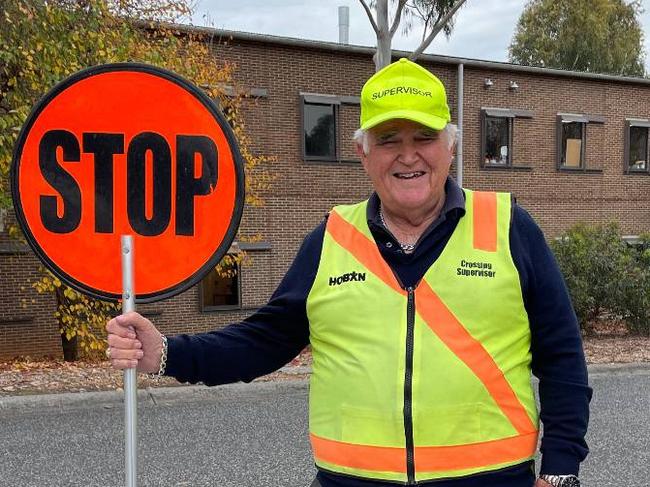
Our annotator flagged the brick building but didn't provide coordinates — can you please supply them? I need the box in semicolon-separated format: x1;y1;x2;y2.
2;28;650;359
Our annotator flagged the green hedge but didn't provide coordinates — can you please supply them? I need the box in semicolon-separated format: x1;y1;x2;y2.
550;223;650;335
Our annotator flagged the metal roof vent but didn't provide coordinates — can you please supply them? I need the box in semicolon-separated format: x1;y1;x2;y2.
339;6;349;44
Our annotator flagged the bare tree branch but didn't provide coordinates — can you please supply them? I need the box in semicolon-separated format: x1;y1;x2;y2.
416;3;439;43
410;0;434;23
389;0;408;38
572;52;580;70
409;0;467;60
423;8;444;42
433;8;444;26
358;0;380;34
411;1;427;20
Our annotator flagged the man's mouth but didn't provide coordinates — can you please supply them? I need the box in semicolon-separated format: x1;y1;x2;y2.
394;171;425;179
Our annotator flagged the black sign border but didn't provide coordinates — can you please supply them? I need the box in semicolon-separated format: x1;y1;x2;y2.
11;63;245;304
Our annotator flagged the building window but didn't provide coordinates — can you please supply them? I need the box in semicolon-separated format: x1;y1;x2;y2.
480;108;533;168
560;121;585;168
304;102;336;159
629;126;648;170
200;254;241;311
625;120;650;173
301;93;361;163
483;116;512;166
556;113;605;171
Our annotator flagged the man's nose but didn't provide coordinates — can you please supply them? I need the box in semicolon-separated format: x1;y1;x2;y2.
398;141;419;165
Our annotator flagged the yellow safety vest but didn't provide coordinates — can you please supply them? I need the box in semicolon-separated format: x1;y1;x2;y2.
306;190;539;484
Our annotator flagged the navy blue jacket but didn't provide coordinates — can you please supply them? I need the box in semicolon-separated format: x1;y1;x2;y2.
166;178;591;486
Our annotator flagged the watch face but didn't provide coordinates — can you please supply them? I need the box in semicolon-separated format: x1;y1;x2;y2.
560;477;581;487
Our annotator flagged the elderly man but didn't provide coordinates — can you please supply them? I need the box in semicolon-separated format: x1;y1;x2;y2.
107;59;590;487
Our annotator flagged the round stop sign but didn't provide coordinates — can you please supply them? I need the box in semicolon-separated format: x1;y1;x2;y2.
11;63;245;302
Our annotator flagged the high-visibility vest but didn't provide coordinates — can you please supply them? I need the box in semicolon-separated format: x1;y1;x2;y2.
306;190;539;484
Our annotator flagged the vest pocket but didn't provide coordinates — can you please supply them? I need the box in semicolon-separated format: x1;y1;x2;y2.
341;404;405;446
413;402;483;445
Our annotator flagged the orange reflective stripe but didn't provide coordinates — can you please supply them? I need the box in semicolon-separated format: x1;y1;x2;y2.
311;433;406;473
416;281;537;435
326;210;404;294
311;432;538;474
414;431;538;472
473;191;497;252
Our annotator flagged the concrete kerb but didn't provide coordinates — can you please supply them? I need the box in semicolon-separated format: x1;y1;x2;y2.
587;362;650;376
0;367;311;413
0;363;648;413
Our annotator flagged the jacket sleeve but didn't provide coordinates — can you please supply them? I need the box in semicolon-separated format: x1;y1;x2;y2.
164;221;326;386
510;205;593;475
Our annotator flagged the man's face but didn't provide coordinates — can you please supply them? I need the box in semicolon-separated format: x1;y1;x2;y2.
358;119;453;218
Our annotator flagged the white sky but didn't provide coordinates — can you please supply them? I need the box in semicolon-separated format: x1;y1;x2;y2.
190;0;650;72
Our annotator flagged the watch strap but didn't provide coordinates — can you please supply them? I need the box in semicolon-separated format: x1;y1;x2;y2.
539;474;580;487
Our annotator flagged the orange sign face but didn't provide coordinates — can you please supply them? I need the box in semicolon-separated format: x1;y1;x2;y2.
11;64;245;302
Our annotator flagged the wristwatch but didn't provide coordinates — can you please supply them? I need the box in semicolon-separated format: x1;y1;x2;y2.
539;474;581;487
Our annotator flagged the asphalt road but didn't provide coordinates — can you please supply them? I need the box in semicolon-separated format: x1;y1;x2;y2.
0;365;648;487
580;365;650;486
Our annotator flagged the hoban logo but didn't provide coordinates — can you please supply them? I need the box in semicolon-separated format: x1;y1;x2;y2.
329;271;367;286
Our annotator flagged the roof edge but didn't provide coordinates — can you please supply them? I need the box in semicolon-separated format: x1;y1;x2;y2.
149;21;650;86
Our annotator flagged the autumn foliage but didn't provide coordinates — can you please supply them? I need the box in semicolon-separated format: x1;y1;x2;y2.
1;0;272;357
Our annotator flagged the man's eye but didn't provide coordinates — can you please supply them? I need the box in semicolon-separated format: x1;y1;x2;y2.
417;133;439;141
377;138;397;145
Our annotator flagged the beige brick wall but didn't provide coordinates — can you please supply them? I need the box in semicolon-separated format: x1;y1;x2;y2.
1;34;649;358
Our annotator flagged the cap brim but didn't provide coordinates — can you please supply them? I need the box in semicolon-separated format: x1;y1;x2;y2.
361;109;448;131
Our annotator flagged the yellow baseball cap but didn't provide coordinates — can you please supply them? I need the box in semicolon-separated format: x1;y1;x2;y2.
360;58;451;131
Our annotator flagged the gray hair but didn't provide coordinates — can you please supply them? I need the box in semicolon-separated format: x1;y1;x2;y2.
353;123;458;155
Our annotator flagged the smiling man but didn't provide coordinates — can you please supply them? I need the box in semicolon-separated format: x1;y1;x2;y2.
107;58;590;487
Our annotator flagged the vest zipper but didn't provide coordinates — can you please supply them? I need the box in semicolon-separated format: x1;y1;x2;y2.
404;286;416;485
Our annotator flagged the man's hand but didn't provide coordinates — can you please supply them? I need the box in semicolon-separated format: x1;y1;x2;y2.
535;479;553;487
106;311;163;373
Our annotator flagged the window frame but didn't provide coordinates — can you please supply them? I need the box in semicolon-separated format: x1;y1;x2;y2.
480;108;534;170
624;119;650;175
556;113;606;172
302;95;339;162
481;110;514;168
199;253;242;312
300;93;361;164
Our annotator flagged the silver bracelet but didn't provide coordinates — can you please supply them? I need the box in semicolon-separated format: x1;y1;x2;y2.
149;335;168;379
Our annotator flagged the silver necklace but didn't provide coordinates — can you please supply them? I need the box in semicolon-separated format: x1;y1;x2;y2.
379;206;416;253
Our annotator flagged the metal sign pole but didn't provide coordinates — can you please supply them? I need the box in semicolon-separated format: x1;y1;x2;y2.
121;235;137;487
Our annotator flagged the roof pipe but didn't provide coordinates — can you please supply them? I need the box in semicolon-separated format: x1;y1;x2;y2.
338;6;349;45
456;63;464;187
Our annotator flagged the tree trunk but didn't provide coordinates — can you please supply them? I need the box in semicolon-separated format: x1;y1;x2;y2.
55;286;78;362
374;0;391;71
61;333;78;362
